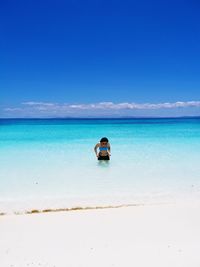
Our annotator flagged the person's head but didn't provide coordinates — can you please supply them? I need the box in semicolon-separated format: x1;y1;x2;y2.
100;137;109;146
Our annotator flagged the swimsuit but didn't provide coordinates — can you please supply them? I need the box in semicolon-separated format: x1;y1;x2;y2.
98;146;110;160
99;147;108;151
98;155;110;160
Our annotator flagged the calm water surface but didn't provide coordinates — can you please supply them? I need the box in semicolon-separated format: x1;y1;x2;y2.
1;118;200;213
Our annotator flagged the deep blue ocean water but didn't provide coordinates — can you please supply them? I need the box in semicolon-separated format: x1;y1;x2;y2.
1;118;200;213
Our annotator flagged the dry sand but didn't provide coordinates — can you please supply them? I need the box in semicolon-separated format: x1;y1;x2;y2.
0;202;200;267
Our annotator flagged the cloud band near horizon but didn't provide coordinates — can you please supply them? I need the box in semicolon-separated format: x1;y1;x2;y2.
2;100;200;118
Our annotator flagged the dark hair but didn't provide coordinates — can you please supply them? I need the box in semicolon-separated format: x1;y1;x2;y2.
100;137;109;143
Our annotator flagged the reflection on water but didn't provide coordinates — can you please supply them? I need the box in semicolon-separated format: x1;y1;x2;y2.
97;159;110;168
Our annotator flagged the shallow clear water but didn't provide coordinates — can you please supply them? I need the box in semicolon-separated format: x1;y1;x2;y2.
1;118;200;213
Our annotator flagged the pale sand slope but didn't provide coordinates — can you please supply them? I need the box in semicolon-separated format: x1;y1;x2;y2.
0;203;200;267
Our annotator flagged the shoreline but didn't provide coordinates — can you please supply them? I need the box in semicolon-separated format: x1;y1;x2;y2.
1;191;200;216
0;203;142;216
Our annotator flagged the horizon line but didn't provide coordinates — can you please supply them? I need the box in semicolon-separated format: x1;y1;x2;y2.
1;115;200;120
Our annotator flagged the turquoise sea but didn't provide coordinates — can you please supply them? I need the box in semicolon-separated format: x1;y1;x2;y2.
1;118;200;214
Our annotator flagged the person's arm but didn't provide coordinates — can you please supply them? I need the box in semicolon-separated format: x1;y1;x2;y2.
107;143;111;156
94;143;99;157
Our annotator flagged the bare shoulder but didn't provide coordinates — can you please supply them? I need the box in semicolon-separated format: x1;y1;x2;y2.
107;142;111;147
94;143;100;148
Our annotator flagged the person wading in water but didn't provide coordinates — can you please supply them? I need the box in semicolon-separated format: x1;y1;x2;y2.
94;137;111;160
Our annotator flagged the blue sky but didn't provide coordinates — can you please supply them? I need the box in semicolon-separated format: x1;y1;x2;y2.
1;0;200;117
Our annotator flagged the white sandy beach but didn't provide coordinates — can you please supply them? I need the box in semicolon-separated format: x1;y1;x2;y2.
1;202;200;267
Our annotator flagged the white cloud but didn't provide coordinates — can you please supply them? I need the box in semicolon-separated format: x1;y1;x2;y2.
2;100;200;118
54;101;200;110
22;102;56;106
4;107;23;111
